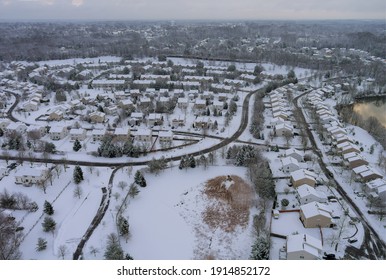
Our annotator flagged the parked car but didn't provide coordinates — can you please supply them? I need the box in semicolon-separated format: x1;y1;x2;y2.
348;238;358;244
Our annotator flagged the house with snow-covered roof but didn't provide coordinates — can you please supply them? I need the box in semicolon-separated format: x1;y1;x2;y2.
15;166;51;185
285;148;303;162
194;116;212;129
23;100;39;112
5;122;27;136
134;128;152;142
286;234;323;260
299;201;333;228
91;129;107;142
49;126;68;140
281;157;300;173
194;99;207;110
118;99;134;110
346;155;368;169
148;113;164;127
273;111;289;120
158;130;173;143
89;111;106;124
128;112;144;126
290;169;317;188
70;128;87;141
296;185;327;204
365;178;386;192
114;127;131;141
274;123;293;137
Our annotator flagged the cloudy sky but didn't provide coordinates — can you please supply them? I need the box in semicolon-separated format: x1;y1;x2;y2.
0;0;385;21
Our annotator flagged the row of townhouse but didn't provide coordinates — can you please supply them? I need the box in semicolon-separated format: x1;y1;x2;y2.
307;88;385;204
49;124;174;144
266;87;294;137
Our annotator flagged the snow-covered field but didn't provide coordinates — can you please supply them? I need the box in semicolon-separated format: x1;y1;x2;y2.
86;164;258;260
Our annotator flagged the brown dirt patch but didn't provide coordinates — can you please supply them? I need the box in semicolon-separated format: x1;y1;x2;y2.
203;175;254;232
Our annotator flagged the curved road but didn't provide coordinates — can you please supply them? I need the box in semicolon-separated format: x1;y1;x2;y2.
293;91;386;260
68;88;263;259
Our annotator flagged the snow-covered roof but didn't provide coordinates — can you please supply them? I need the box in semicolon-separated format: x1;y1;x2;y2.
282;156;299;167
70;128;85;135
130;112;144;119
159;130;173;138
114;127;130;135
291;169;317;182
300;201;332;219
50;126;67;133
297;185;327;200
135;128;152;136
286;234;322;256
352;165;369;175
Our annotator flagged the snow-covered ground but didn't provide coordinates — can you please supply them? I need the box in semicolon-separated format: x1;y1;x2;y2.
86;164;258;260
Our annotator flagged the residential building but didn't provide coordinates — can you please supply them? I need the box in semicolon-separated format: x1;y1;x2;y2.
290;169;317;188
158;130;173;143
281;157;300;173
299;202;333;228
15;166;50;185
296;185;327;204
49;126;68;140
89;111;106;123
135;128;152;142
286;234;323;260
285;148;303;162
70;128;87;141
114;127;131;141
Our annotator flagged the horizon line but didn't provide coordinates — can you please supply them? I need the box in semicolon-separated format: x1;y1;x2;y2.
0;18;385;24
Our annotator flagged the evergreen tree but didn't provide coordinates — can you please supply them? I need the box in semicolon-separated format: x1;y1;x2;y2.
178;157;186;170
128;183;140;199
0;128;3;137
189;155;196;168
36;238;47;252
104;233;124;260
134;171;146;187
235;151;245;166
139;175;147;188
43;200;54;216
42;216;56;233
125;253;134;260
73;139;82;152
250;235;270;260
73;165;84;184
134;170;142;185
118;216;130;237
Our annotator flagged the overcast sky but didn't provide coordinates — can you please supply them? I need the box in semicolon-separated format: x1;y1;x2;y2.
0;0;385;21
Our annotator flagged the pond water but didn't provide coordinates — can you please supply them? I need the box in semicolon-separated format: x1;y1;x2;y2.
353;97;386;128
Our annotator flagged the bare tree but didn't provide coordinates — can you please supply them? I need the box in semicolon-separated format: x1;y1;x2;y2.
117;181;128;191
89;246;99;257
73;185;83;199
0;212;23;260
58;245;68;260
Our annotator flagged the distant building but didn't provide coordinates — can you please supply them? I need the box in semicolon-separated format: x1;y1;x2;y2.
49;126;68;140
89;111;106;123
70;128;87;141
135;128;152;142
